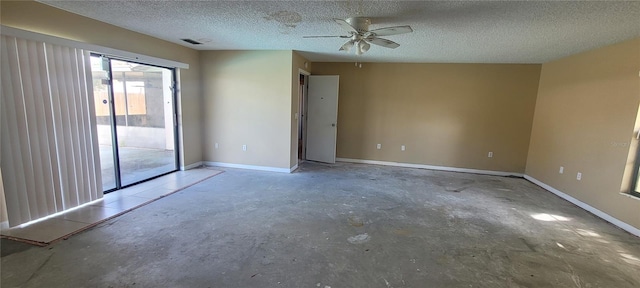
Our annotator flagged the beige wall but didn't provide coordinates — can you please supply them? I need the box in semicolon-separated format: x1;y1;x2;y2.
0;1;202;168
291;52;312;167
200;51;294;169
312;63;541;173
526;38;640;229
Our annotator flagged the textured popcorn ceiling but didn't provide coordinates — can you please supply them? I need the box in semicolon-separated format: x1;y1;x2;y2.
41;1;639;63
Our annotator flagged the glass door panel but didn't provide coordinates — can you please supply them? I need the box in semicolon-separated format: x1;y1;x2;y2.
90;55;117;192
90;55;178;192
109;59;177;186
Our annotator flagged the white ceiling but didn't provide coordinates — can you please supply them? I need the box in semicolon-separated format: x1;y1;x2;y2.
40;0;640;63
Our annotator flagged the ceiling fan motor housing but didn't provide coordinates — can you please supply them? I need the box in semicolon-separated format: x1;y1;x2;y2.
346;17;371;33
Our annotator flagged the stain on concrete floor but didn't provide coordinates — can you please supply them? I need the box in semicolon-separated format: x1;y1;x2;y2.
1;162;639;287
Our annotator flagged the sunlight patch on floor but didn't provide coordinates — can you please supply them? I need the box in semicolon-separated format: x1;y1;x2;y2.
531;213;571;222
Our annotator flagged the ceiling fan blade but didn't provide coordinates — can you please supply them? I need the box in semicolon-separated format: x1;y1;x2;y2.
303;35;351;38
366;37;400;49
334;18;357;32
339;39;355;52
369;25;413;36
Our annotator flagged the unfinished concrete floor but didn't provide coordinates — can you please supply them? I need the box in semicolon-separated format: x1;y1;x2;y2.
2;162;640;287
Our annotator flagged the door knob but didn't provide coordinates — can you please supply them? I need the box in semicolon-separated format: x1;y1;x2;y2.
331;123;336;127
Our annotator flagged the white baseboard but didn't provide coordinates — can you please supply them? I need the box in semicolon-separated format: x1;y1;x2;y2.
290;164;299;173
204;162;292;173
524;175;640;237
181;161;203;171
336;158;524;177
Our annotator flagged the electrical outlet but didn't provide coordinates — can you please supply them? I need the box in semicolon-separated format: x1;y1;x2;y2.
576;172;582;181
488;152;493;158
242;144;247;151
377;144;381;150
559;166;564;174
215;143;219;149
401;145;406;151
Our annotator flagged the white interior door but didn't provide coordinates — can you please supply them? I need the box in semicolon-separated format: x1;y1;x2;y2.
306;75;339;163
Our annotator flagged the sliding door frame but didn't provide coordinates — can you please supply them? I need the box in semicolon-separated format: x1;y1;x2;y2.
104;56;122;193
93;53;180;193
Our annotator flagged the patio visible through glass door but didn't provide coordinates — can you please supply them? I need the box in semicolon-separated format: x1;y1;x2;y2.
90;55;178;192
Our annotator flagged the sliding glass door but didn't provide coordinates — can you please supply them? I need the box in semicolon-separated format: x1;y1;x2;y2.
91;60;117;191
91;55;178;192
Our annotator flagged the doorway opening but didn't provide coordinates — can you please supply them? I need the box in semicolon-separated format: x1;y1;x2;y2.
630;143;640;198
298;70;310;163
90;54;179;193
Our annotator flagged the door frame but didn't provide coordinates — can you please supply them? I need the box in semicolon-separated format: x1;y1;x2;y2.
92;53;180;193
298;68;310;163
630;138;640;197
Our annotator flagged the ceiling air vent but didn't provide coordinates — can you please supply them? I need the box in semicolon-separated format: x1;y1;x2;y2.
181;38;202;45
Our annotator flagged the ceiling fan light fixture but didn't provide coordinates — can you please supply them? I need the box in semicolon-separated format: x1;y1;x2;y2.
361;41;370;53
340;39;355;52
356;40;370;55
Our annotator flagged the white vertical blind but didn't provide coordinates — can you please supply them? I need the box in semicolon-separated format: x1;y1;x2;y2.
0;35;103;227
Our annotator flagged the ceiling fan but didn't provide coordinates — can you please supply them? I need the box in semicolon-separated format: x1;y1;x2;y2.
304;17;413;55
